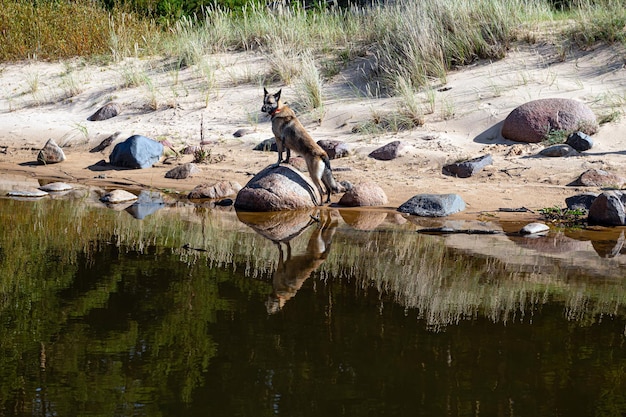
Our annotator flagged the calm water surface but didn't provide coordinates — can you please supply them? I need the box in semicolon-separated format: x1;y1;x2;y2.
0;192;625;417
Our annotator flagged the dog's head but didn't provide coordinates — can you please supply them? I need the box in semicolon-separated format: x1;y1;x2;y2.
261;88;282;116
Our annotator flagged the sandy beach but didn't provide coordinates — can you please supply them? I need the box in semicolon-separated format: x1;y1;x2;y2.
1;43;625;216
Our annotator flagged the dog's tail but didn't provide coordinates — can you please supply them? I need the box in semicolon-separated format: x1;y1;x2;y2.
321;154;341;194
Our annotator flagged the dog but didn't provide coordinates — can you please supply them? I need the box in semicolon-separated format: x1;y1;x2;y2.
262;88;338;205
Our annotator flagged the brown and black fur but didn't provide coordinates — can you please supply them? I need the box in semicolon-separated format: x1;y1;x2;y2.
262;88;338;205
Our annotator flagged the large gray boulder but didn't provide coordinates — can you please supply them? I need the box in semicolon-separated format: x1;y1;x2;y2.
588;191;626;226
234;165;319;211
501;98;597;143
398;194;466;217
109;135;163;169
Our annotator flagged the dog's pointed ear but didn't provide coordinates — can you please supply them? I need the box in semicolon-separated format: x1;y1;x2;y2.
275;89;282;101
263;87;269;96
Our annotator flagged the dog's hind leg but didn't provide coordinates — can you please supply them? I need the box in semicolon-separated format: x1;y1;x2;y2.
320;155;337;203
308;158;327;206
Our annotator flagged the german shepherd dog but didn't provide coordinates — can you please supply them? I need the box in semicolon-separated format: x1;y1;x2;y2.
262;88;338;205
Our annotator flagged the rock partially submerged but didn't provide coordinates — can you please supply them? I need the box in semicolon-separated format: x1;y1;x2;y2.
337;182;388;207
398;194;466;217
7;189;48;198
588;191;626;226
39;182;73;192
520;222;550;236
188;181;242;200
100;189;138;204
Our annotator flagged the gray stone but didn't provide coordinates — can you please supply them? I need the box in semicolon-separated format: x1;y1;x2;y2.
501;98;598;143
566;131;594;152
87;102;121;121
520;222;550;235
442;154;493;178
100;189;138;204
572;169;626;188
165;163;199;179
233;128;254;137
39;182;73;192
8;189;48;198
565;193;598;211
539;144;579;157
37;139;66;164
253;138;278;152
398;194;466;217
109;135;163;169
188;181;242;199
318;140;350;159
368;140;406;160
588;191;626;226
337;182;388;207
234;165;319;211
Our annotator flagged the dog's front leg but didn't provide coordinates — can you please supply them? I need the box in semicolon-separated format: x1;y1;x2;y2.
284;147;291;164
272;137;284;168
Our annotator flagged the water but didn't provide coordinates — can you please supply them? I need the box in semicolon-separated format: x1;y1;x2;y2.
0;194;625;416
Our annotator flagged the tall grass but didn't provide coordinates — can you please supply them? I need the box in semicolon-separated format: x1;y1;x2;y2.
1;0;624;95
367;0;554;90
565;0;626;47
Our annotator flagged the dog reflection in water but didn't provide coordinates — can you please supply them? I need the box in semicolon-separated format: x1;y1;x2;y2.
266;211;338;314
